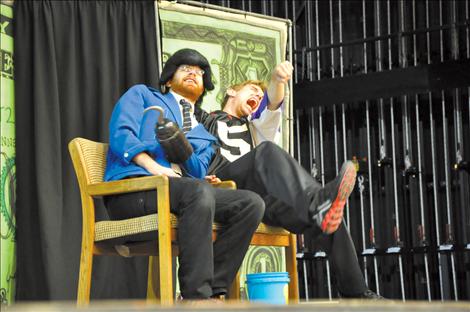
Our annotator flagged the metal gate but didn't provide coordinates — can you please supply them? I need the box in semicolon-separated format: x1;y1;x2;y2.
197;0;470;300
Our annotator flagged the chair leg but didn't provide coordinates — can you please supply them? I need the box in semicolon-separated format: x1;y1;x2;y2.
286;234;299;303
77;242;93;306
228;271;241;300
147;256;160;302
156;182;174;305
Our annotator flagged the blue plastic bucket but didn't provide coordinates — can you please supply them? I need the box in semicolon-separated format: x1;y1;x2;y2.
246;272;290;304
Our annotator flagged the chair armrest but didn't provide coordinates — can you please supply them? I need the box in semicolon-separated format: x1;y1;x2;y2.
210;180;236;189
87;175;235;196
87;175;169;196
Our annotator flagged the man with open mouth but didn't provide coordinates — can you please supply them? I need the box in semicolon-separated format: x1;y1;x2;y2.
197;61;384;300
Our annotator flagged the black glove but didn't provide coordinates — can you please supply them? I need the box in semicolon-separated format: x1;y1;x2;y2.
144;106;193;164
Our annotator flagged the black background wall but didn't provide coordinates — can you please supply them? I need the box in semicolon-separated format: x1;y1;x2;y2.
202;0;470;301
14;0;159;300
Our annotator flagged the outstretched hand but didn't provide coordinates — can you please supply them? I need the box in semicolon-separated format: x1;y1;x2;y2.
272;61;293;84
267;61;294;110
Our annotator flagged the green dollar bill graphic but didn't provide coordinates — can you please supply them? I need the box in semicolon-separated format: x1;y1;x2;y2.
0;2;16;305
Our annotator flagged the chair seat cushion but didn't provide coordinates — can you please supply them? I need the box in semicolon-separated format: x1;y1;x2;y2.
95;213;290;244
95;213;173;242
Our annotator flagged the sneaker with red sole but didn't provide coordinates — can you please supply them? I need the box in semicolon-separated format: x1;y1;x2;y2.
309;161;357;234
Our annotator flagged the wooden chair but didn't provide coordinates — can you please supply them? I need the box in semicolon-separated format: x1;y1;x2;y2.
68;137;298;306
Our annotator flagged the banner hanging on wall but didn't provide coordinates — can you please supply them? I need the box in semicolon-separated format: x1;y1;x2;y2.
0;2;16;305
157;0;290;299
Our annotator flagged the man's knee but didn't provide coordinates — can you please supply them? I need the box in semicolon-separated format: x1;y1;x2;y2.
256;141;278;154
181;181;215;216
239;190;265;222
255;141;287;160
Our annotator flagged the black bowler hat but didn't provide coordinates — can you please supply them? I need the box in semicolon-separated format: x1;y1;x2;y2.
159;49;214;94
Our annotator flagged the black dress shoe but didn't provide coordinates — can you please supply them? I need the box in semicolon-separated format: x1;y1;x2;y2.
361;289;386;299
341;289;386;300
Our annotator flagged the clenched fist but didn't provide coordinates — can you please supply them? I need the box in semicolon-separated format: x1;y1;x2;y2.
272;61;293;84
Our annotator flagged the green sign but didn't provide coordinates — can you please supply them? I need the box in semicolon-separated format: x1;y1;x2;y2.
0;2;16;305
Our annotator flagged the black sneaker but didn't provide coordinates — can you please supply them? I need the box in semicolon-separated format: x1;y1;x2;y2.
361;289;385;300
340;289;386;300
310;161;357;234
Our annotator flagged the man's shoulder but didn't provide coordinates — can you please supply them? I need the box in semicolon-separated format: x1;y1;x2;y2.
126;84;150;92
126;84;162;96
128;84;176;103
209;110;239;122
198;109;222;122
212;111;248;126
209;110;227;117
201;110;232;126
215;112;250;129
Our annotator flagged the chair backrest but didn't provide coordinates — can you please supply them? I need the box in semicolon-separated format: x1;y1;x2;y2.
69;137;108;188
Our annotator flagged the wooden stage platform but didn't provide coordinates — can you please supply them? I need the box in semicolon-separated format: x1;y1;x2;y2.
5;300;470;312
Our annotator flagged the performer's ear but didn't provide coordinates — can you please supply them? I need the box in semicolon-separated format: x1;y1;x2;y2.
226;88;236;97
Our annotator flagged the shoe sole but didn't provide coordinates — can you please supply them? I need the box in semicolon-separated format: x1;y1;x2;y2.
321;162;357;234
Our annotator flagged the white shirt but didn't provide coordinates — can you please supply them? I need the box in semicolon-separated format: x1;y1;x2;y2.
169;90;199;130
251;107;282;145
167;90;199;176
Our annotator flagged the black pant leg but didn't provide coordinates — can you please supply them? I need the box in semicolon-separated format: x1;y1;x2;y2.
261;195;314;234
312;222;367;296
259;196;367;296
167;178;217;299
216;141;322;225
105;177;216;299
211;188;265;294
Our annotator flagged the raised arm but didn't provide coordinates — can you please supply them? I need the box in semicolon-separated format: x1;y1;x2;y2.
266;61;293;111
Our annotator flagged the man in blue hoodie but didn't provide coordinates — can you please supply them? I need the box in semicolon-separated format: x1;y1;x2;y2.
103;49;265;301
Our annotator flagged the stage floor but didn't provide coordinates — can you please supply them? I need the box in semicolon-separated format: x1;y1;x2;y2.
5;300;470;312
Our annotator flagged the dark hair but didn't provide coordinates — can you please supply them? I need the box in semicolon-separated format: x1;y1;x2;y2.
159;49;214;105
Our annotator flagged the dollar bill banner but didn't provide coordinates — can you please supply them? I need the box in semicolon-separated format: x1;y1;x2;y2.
157;0;290;299
0;2;16;305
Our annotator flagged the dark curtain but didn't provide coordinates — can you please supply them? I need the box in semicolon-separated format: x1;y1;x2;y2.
14;0;160;300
